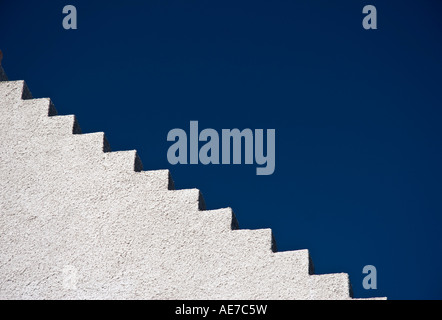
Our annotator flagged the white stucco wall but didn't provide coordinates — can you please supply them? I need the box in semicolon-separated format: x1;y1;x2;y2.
0;69;384;299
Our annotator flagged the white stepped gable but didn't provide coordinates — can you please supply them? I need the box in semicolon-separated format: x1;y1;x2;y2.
0;68;385;299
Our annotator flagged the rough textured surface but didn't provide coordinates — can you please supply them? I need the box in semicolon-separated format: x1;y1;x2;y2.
0;69;385;300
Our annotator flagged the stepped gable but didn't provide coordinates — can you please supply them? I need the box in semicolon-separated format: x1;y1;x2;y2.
0;61;385;299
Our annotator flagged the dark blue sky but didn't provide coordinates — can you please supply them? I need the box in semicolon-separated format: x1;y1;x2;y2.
1;0;441;300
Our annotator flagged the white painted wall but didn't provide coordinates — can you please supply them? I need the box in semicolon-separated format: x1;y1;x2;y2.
0;71;384;299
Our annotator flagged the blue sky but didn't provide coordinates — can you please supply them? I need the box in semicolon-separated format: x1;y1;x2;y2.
1;0;442;299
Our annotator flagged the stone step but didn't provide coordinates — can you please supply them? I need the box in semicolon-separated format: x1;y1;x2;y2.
199;207;239;232
273;249;314;277
308;273;352;300
0;80;32;103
